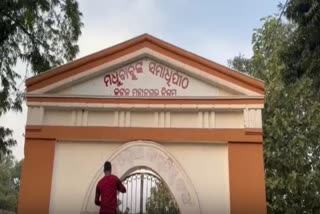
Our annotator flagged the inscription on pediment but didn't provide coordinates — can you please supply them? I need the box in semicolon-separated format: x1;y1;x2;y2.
103;58;191;97
55;58;239;97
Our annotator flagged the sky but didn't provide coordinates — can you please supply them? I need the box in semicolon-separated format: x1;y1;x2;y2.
0;0;284;160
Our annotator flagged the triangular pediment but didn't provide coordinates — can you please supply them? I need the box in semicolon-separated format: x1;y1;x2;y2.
49;57;241;97
26;34;264;98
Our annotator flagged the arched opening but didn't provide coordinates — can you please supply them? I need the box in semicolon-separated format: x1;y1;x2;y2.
81;141;200;214
117;168;180;214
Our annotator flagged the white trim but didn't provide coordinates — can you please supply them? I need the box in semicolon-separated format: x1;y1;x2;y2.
27;101;264;110
26;93;264;100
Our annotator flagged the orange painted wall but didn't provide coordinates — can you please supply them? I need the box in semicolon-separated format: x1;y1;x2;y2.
18;139;55;214
17;128;266;214
228;143;267;214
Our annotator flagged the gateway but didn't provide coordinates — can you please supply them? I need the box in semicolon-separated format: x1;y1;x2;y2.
19;34;266;214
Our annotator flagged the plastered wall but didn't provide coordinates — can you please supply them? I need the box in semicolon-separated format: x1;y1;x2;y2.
27;107;261;129
49;142;230;214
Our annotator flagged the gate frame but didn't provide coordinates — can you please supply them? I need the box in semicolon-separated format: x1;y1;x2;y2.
118;170;179;214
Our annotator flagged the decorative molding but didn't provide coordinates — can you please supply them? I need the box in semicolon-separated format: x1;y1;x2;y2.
83;110;88;126
209;111;216;128
125;111;131;127
27;106;263;129
25;125;263;143
27;94;264;99
246;109;262;128
165;112;171;128
27;102;264;110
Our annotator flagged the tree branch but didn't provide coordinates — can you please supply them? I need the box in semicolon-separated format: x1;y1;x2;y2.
3;13;47;48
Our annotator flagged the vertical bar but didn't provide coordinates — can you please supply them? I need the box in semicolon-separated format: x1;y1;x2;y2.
134;175;139;213
82;110;88;126
140;174;144;214
165;112;171;127
126;179;128;213
209;111;216;128
122;190;124;213
198;111;203;128
151;176;154;209
125;111;131;127
154;112;159;127
158;179;162;211
39;106;44;125
157;179;161;211
135;175;138;213
131;177;133;214
113;111;119;126
145;174;149;213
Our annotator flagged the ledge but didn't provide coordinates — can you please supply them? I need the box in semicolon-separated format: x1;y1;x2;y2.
25;126;263;144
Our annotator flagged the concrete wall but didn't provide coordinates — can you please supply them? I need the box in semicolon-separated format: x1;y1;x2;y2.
49;142;230;214
49;142;122;214
165;143;230;214
27;107;262;129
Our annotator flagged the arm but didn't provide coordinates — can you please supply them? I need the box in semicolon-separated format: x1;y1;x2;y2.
117;178;126;193
94;185;101;206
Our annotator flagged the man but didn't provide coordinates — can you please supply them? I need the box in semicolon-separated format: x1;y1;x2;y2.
95;161;126;214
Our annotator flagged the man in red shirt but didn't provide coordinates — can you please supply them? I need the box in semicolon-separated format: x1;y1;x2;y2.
95;161;126;214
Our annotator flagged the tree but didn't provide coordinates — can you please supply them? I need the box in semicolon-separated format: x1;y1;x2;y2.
117;199;129;214
0;0;83;158
229;15;320;213
0;128;16;161
282;0;320;89
0;154;23;212
146;182;179;214
227;54;253;74
11;159;22;193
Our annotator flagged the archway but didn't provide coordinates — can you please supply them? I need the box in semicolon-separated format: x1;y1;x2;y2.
81;141;201;214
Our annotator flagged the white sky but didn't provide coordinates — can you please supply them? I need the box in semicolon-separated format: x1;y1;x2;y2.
0;0;281;160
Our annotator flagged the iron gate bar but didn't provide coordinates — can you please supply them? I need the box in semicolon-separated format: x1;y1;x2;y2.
140;175;144;214
118;171;179;214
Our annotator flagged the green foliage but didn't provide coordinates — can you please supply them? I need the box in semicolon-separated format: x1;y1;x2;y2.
0;0;83;156
283;0;320;89
117;199;129;214
229;15;320;213
0;155;23;212
146;182;179;214
227;54;253;74
0;128;16;160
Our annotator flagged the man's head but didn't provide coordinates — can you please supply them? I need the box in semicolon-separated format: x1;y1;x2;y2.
104;161;112;174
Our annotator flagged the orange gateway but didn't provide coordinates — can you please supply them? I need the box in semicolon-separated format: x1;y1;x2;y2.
19;34;266;214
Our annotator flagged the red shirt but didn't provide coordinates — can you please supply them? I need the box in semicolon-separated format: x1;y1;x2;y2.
95;174;126;214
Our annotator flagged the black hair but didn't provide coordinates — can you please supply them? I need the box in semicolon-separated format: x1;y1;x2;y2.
104;161;112;172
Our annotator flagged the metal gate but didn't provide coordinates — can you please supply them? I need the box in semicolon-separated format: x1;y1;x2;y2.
117;171;179;214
